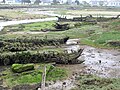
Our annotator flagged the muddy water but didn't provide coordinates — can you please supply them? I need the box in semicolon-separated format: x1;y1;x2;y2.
66;39;120;78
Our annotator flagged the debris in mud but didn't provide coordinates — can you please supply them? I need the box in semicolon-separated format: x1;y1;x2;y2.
12;83;41;90
54;22;70;30
82;46;120;78
107;40;120;47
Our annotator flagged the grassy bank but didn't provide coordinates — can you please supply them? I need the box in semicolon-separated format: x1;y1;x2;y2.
0;9;48;20
1;19;120;48
73;74;120;90
3;21;56;32
80;20;120;48
1;64;67;88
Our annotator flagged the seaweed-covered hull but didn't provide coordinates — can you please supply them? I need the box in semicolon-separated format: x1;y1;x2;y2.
56;49;84;64
0;49;84;66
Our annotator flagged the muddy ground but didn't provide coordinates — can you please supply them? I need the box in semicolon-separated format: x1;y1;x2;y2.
66;39;120;78
0;39;120;90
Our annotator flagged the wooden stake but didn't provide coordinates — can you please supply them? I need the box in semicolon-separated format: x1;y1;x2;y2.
41;65;46;90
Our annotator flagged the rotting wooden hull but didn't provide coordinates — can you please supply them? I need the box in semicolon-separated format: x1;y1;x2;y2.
55;49;84;64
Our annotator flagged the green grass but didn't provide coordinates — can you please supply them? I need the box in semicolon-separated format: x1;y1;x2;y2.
80;20;120;48
23;21;56;31
0;47;64;56
1;20;120;49
74;74;120;90
107;20;120;31
1;64;67;88
93;31;120;44
3;21;56;32
0;9;48;20
1;25;93;40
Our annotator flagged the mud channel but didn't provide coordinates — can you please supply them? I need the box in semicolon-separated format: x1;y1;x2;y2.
66;39;120;78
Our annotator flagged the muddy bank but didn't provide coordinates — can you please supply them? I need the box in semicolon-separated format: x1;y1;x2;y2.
0;39;120;90
65;39;120;78
38;79;76;90
81;46;120;78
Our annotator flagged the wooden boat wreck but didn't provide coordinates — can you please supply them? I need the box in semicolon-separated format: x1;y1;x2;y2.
56;14;120;22
56;15;95;22
0;48;84;65
55;49;84;64
54;22;70;30
41;23;70;32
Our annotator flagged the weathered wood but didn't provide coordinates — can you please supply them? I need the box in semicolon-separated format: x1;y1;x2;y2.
107;40;120;47
56;49;84;64
54;23;69;30
41;65;46;90
57;14;120;22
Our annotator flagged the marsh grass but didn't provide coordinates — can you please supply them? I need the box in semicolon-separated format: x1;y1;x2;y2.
1;64;67;87
74;74;120;90
0;10;47;20
3;21;56;32
1;20;120;49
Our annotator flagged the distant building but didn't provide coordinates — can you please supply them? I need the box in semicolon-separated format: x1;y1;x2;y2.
5;0;15;4
41;0;51;3
15;0;21;3
107;0;120;7
67;0;72;4
89;0;107;6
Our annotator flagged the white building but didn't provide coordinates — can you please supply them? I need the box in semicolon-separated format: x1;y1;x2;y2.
5;0;15;4
107;0;120;7
41;0;51;3
89;0;107;6
67;0;72;4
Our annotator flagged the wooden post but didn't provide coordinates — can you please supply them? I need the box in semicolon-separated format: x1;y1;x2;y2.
81;14;82;21
41;65;46;90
